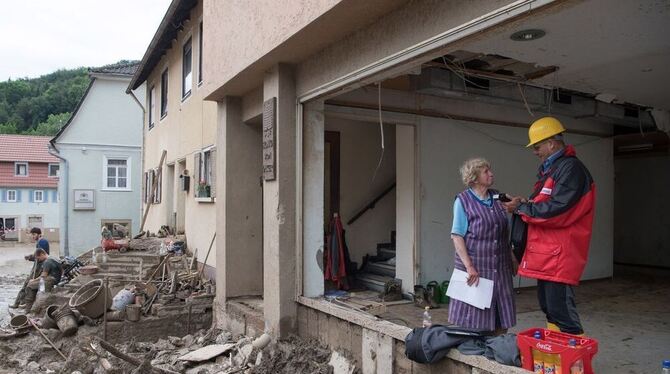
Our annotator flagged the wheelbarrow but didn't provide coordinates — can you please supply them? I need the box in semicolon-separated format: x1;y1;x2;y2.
101;238;129;252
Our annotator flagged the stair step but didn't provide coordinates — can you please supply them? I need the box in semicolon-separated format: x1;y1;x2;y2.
377;248;396;260
366;261;396;277
356;273;393;293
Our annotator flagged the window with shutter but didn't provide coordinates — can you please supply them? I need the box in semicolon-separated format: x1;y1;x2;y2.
194;152;201;197
209;148;216;198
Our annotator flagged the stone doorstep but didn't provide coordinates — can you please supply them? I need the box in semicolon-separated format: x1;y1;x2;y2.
224;300;264;337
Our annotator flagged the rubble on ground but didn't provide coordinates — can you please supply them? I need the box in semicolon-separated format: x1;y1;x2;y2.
0;325;351;373
1;236;355;373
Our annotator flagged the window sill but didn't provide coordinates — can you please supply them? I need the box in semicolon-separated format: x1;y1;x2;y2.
195;197;215;203
101;188;132;192
181;91;192;103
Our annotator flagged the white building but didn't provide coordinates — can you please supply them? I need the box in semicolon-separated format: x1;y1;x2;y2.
51;61;145;256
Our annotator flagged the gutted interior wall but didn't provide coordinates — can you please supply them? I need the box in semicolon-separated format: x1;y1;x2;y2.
614;154;670;268
324;117;396;267
142;1;218;269
418;117;614;286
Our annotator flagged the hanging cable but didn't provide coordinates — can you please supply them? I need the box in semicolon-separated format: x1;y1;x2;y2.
371;82;385;185
518;83;534;117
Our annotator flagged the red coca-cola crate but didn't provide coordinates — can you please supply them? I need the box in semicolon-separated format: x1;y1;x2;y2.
517;328;598;374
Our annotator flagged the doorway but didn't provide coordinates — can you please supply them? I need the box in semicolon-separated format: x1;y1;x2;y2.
166;164;175;231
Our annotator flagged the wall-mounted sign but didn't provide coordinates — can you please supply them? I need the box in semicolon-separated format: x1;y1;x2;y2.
263;97;277;181
73;189;95;210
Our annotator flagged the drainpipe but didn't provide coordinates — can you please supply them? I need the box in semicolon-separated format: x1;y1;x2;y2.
48;143;69;257
128;88;146;236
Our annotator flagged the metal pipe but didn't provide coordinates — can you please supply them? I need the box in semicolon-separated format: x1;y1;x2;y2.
48;143;69;256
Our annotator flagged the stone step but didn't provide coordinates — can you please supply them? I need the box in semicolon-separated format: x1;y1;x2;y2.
85;253;162;263
365;261;396;277
355;272;393;293
376;248;396;260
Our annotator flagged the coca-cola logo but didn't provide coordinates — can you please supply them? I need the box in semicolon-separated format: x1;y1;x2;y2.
536;342;552;351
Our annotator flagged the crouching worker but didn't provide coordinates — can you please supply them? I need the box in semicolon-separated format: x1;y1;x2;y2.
22;248;63;311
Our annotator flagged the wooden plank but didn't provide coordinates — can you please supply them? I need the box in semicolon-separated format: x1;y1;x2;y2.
177;343;234;361
377;333;394;374
139;150;167;233
362;329;377;374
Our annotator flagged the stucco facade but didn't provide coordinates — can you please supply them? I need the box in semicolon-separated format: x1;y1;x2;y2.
139;1;218;270
0;136;60;242
52;64;144;256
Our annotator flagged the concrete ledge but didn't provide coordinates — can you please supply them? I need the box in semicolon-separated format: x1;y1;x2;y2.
297;296;528;374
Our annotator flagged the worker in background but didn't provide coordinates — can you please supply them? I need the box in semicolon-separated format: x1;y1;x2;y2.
11;227;51;308
503;117;595;335
21;248;63;311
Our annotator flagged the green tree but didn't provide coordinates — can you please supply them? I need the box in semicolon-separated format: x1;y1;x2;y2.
0;122;18;134
0;66;88;134
23;112;70;136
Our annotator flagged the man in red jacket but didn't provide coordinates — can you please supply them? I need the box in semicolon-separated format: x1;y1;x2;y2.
504;117;595;335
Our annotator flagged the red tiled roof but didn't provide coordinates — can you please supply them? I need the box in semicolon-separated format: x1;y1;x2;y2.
0;135;59;163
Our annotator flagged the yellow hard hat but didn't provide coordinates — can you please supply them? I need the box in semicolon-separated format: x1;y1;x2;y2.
527;117;566;147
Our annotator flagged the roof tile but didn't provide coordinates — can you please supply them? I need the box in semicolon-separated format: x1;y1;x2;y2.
0;135;59;163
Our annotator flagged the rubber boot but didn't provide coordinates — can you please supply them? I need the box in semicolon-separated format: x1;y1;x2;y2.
546;322;560;332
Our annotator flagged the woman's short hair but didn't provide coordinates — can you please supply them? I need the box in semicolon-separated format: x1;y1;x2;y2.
459;158;491;187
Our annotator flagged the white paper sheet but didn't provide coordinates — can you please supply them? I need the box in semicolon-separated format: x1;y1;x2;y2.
445;268;494;310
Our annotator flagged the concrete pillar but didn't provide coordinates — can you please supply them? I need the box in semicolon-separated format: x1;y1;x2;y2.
303;100;325;297
215;96;264;313
263;64;297;337
395;125;416;294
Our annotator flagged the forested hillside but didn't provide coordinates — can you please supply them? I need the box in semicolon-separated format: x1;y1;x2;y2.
0;68;89;136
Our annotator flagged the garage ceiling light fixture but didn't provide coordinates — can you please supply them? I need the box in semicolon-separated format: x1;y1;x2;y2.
510;29;546;41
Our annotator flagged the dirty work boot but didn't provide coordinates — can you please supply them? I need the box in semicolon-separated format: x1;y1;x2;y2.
379;279;402;302
413;285;428;308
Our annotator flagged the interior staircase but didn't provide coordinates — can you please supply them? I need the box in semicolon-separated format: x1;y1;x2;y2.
356;231;397;292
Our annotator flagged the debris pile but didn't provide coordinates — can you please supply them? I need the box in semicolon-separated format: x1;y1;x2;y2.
1;325;351;373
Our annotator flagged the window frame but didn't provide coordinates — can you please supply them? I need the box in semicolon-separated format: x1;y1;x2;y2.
33;190;44;203
198;20;203;85
6;190;17;202
103;155;131;191
148;85;156;129
160;68;168;119
182;37;193;99
48;163;59;177
14;162;28;177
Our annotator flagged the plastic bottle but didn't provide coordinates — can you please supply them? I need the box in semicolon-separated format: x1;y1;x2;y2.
102;250;108;264
422;306;432;328
662;359;670;374
544;351;556;374
38;277;45;293
92;247;98;264
532;331;545;374
568;339;583;374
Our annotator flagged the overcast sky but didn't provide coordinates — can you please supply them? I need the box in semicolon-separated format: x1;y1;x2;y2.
0;0;172;81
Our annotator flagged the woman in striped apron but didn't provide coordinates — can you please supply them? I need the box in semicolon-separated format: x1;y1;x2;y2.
449;158;517;334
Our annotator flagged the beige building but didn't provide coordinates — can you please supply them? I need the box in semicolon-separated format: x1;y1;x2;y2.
129;1;218;273
132;0;670;372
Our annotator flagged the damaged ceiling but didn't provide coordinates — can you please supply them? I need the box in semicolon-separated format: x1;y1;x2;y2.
458;0;670;111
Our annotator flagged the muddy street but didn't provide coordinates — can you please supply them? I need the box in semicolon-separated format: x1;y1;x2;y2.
0;241;60;326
